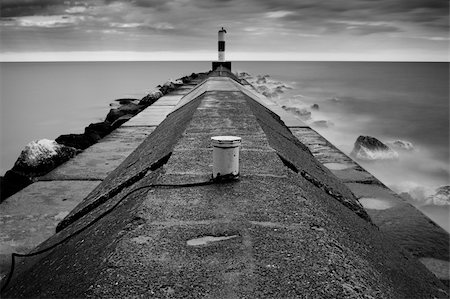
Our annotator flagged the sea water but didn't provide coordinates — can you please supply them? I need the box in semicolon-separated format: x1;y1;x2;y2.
1;61;448;230
234;61;449;231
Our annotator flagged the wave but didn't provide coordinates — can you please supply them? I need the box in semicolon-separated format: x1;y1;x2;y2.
238;72;292;99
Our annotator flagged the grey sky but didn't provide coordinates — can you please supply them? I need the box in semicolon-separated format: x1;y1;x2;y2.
0;0;448;61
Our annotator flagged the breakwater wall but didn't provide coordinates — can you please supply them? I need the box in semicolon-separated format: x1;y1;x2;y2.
1;68;448;297
0;72;208;281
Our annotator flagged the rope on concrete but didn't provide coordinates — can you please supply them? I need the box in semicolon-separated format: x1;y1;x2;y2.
1;179;232;293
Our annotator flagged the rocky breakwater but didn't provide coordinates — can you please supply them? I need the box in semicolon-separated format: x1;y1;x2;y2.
0;73;203;202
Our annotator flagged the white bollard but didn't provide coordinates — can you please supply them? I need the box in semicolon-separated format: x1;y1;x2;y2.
211;136;241;180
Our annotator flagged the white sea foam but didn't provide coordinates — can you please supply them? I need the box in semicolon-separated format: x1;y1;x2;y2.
239;72;292;99
352;146;399;161
387;140;415;151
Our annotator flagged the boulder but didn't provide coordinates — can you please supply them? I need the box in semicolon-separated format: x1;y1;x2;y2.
12;139;78;175
111;114;134;128
282;106;312;120
256;75;269;84
0;170;33;202
350;136;399;161
425;186;450;206
311;104;319;110
160;81;177;94
171;79;183;85
85;122;112;138
237;72;251;79
105;103;145;123
179;76;191;83
56;134;96;150
139;89;163;105
115;98;138;105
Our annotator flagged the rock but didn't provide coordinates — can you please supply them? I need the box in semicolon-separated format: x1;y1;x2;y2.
179;76;191;83
171;79;183;85
274;86;285;94
0;170;33;202
56;134;96;150
350;136;399;161
282;106;312;120
312;120;334;128
237;72;251;79
311;104;319;110
387;140;415;151
83;130;101;143
12;139;78;175
256;75;269;84
139;89;163;105
159;79;183;94
85;122;112;139
115;98;138;105
111;114;134;128
105;103;145;123
163;80;175;88
425;186;450;206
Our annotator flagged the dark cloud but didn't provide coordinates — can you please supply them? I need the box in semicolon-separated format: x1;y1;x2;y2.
104;0;170;11
245;0;448;33
0;0;61;17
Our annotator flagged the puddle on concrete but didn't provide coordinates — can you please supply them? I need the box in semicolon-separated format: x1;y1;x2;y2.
358;197;396;210
186;235;238;246
419;257;450;280
323;162;353;170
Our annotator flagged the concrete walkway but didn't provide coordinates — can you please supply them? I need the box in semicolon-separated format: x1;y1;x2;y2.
3;72;447;298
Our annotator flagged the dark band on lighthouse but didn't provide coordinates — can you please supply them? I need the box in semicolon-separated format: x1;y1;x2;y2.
218;41;225;52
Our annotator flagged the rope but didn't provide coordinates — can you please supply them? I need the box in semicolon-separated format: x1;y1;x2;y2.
1;179;224;293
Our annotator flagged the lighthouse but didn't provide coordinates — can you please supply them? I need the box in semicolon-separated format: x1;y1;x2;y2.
218;27;226;62
212;27;232;71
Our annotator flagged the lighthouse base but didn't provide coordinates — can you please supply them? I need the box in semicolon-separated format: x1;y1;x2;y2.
212;61;232;71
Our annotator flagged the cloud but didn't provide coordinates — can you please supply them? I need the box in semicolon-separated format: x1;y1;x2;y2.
65;6;88;14
7;15;83;28
265;11;294;19
328;20;402;35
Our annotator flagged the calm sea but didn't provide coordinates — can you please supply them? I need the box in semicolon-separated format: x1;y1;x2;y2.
1;62;449;223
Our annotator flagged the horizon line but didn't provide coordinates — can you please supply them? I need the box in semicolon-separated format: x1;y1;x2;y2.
1;51;448;63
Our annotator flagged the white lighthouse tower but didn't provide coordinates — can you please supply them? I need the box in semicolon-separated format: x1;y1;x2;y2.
212;27;232;71
218;27;226;62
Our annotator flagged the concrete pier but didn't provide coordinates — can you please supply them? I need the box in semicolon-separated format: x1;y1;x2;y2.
1;69;448;297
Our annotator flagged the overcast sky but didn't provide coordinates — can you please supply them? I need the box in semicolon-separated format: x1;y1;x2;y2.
0;0;448;61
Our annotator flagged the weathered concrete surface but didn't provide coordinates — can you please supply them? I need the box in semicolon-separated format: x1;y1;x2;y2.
291;127;450;285
122;105;174;127
0;83;198;288
40;127;154;180
152;94;184;106
3;74;448;298
0;180;101;280
56;96;203;233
